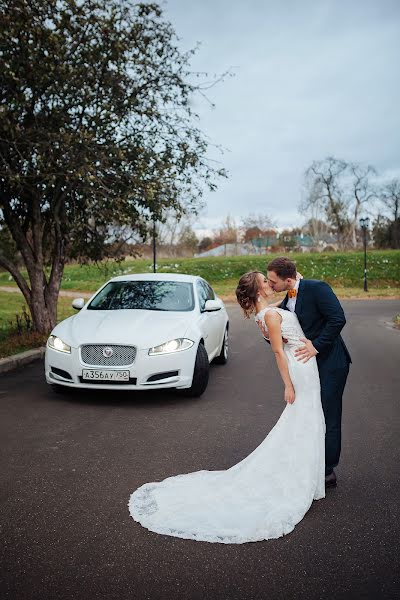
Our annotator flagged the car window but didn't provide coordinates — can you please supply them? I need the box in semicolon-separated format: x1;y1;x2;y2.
196;281;208;311
196;280;215;311
87;281;195;312
203;281;215;301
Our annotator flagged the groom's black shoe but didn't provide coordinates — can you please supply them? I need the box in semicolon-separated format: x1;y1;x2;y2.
325;471;337;488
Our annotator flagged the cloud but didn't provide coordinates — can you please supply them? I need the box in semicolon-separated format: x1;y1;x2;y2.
163;0;400;228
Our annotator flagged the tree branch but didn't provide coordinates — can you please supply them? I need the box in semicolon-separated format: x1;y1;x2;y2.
1;198;35;271
0;254;31;304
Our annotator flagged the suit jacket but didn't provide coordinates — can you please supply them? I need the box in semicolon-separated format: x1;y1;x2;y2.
281;279;352;372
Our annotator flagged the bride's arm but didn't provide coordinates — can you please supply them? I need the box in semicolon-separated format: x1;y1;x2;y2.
264;311;295;404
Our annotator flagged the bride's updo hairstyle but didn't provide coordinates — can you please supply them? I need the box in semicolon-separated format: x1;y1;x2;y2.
236;271;264;319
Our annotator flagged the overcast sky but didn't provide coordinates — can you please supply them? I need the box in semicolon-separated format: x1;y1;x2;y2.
161;0;400;236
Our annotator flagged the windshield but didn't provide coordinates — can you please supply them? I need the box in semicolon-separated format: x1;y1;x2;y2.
87;280;195;312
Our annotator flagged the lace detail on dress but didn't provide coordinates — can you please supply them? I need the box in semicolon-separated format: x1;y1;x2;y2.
255;307;305;348
129;307;326;544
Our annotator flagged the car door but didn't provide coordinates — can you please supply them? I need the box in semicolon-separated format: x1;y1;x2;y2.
196;280;221;356
205;281;227;350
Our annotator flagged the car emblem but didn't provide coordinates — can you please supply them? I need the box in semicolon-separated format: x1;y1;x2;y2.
103;347;113;358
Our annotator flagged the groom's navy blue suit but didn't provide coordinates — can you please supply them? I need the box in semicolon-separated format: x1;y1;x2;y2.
281;279;351;476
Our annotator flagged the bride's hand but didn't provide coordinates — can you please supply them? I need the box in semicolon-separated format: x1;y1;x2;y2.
296;271;303;281
284;385;295;404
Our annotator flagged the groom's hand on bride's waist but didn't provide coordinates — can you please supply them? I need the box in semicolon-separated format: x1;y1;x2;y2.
295;338;318;362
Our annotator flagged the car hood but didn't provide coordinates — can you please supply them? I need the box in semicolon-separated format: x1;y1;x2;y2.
52;309;194;349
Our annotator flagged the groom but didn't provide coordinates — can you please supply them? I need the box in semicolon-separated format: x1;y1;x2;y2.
266;257;351;488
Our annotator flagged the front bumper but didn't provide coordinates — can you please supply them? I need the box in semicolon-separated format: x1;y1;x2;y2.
45;344;197;391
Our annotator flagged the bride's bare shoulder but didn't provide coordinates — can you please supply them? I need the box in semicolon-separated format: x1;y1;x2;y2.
264;308;282;323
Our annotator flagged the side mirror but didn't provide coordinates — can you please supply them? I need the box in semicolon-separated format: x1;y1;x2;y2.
72;298;85;310
204;299;222;312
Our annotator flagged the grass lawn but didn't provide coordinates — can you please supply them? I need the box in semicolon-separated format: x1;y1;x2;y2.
0;250;399;293
0;295;76;358
0;293;76;332
0;250;399;358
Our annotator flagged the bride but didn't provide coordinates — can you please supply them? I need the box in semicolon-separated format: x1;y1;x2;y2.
129;271;325;544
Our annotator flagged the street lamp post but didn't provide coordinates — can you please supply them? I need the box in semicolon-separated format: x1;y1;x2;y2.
152;218;157;273
359;217;370;292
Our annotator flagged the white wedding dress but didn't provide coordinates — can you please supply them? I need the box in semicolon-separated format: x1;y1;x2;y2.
129;308;326;544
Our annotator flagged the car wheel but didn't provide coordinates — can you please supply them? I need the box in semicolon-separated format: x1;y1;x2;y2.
180;343;209;397
213;326;229;365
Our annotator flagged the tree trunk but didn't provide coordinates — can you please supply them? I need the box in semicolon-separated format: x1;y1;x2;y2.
1;196;65;335
28;289;58;334
0;257;64;335
28;266;64;335
351;222;357;248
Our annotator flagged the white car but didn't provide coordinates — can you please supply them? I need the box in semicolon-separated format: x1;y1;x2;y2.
45;273;229;397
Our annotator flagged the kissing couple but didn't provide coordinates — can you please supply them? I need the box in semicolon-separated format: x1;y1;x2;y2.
129;257;351;544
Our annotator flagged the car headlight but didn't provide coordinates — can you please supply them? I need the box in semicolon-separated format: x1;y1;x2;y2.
47;335;71;354
148;338;194;356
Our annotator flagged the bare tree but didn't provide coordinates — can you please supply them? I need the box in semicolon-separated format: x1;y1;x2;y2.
300;180;331;243
152;209;198;256
379;178;400;221
371;177;400;249
213;215;239;245
302;217;332;241
177;223;199;255
304;158;350;248
155;210;184;247
346;163;377;247
240;213;276;231
240;213;277;243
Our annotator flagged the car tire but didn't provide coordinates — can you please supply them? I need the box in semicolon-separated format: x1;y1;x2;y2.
213;326;229;365
179;342;209;398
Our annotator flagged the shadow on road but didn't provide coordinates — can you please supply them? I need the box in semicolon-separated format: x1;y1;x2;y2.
46;384;201;409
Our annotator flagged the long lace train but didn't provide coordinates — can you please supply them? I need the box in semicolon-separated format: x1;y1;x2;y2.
129;308;325;543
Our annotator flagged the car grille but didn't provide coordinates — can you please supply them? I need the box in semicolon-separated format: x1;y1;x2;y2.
80;344;137;366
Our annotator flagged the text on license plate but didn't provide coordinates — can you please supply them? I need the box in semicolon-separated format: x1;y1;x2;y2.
82;369;130;381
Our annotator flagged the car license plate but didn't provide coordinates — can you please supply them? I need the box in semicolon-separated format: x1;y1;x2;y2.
82;369;130;381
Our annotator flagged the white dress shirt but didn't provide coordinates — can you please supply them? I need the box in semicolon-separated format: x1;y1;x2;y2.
287;279;300;313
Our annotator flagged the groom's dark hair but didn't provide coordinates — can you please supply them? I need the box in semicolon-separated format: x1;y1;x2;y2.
267;257;296;279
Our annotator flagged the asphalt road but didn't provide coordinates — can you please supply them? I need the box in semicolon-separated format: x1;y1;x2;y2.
1;300;400;600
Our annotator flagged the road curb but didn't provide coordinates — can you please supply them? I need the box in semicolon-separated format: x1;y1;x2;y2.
0;347;46;375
